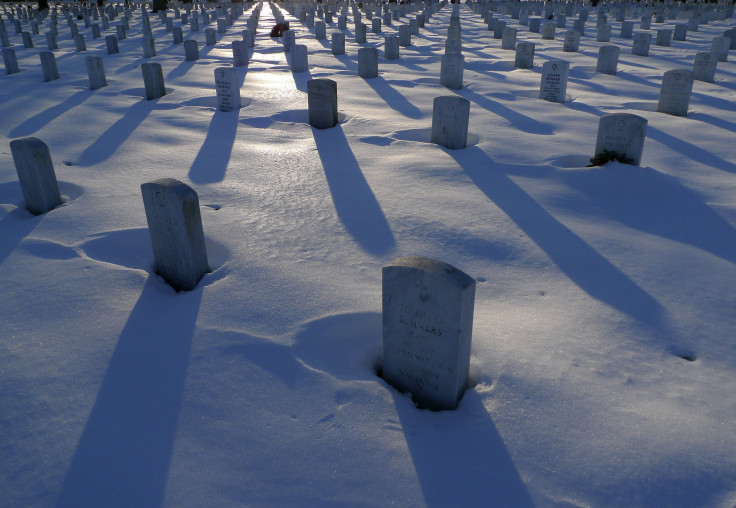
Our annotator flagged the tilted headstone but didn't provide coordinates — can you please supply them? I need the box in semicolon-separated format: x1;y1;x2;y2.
657;69;694;117
594;113;647;166
431;96;469;150
40;51;60;81
10;137;64;215
85;55;107;90
632;33;652;56
514;41;534;69
358;46;378;78
291;44;308;72
184;39;199;61
214;67;240;112
563;30;580;52
307;78;338;129
693;51;717;83
539;60;569;103
331;32;345;55
382;256;475;411
141;178;209;292
3;47;19;74
440;52;463;90
596;45;620;74
141;62;166;100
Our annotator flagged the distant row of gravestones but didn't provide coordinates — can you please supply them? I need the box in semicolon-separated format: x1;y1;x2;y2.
8;135;475;411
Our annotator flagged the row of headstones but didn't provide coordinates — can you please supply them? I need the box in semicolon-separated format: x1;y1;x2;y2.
8;135;477;411
2;2;265;76
0;0;255;54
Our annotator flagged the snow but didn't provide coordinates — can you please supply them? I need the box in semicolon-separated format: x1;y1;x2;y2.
2;1;736;506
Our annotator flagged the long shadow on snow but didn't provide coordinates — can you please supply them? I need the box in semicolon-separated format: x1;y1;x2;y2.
448;146;665;327
9;89;91;138
188;108;239;184
452;87;555;135
312;125;396;257
78;99;179;167
560;164;736;266
364;75;424;119
393;389;534;507
0;203;40;267
55;277;201;508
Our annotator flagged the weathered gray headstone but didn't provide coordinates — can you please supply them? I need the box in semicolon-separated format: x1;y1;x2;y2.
501;26;517;50
172;26;183;44
431;96;469;150
514;41;534;69
384;35;399;60
711;36;730;62
692;51;717;83
542;21;556;40
232;40;248;66
597;24;611;42
141;178;209;292
307;78;338;129
291;44;308;72
673;23;688;41
85;55;107;90
105;34;119;54
22;31;34;48
3;47;19;74
358;46;378;78
214;67;240;112
399;24;411;46
594;113;648;166
493;19;506;39
620;20;634;38
596;45;620;74
640;15;651;30
563;30;580;52
331;32;345;55
440;52;463;90
657;69;694;117
315;20;326;40
355;22;366;43
142;36;156;58
184;39;199;61
116;24;126;40
10;137;64;215
539;60;569;103
141;62;166;100
655;28;672;46
632;33;652;56
40;51;60;81
382;256;475;411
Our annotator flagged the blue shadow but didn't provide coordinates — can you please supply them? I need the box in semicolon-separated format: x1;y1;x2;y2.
312;125;396;257
188;108;239;184
9;90;91;138
55;277;202;508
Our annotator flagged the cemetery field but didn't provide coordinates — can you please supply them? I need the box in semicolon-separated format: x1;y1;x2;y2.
2;0;736;506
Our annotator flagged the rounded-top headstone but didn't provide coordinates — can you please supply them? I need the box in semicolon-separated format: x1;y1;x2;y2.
382;256;476;411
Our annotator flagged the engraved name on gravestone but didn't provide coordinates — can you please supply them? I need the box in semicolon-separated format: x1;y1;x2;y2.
141;178;209;292
514;41;534;69
540;60;569;103
215;67;240;112
10;137;64;215
693;51;717;83
657;69;694;117
594;113;648;166
382;256;476;411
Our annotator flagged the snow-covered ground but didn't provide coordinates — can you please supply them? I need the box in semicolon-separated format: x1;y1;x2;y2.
2;0;736;506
